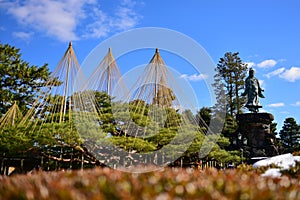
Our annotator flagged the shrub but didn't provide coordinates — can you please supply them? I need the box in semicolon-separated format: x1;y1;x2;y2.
0;167;300;199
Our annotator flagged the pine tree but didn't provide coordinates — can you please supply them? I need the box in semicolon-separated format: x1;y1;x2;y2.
196;107;212;127
279;117;300;153
214;52;248;117
211;72;227;116
0;43;50;114
270;122;278;134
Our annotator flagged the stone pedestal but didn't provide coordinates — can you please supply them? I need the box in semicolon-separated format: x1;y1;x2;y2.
236;113;278;158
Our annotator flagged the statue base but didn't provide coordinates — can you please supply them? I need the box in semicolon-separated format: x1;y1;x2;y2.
244;105;262;113
236;113;278;158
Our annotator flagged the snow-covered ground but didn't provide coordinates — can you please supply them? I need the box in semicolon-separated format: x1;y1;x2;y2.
253;153;300;177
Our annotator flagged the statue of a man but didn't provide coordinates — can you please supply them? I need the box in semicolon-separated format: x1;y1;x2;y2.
241;68;265;112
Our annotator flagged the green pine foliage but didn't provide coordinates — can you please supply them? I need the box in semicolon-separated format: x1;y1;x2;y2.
0;43;51;114
279;117;300;153
0;122;81;156
0;43;266;169
214;52;248;117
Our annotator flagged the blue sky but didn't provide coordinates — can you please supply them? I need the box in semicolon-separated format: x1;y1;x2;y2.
0;0;300;131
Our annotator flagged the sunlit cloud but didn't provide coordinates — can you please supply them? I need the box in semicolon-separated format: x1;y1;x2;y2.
279;66;300;82
245;62;255;68
4;0;83;41
259;108;270;113
265;67;285;79
1;0;143;42
245;59;278;69
291;101;300;106
180;73;208;81
279;110;290;115
83;0;142;39
257;59;277;68
258;79;266;89
267;102;285;107
12;31;33;42
278;58;287;63
280;111;290;114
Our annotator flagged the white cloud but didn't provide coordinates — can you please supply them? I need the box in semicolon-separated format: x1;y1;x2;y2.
279;67;300;82
280;111;290;114
180;73;208;81
245;62;255;68
113;1;141;30
12;31;33;42
245;59;278;69
82;8;110;38
259;108;269;113
2;0;142;42
267;103;285;107
258;79;265;89
278;58;287;63
6;0;82;41
261;66;300;81
292;101;300;106
83;0;142;39
257;59;277;68
265;67;285;79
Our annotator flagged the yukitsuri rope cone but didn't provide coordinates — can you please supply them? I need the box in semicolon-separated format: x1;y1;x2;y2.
71;47;130;167
117;48;209;137
19;42;83;128
9;42;99;169
93;48;209;168
75;47;128;129
0;101;22;129
84;48;127;96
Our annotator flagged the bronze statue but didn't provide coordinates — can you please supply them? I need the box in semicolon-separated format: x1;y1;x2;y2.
241;68;264;112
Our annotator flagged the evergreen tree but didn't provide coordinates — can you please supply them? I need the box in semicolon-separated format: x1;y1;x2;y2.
222;115;238;142
211;72;227;116
196;107;212;126
0;43;51;114
279;117;300;153
214;52;248;117
211;52;248;154
271;122;278;135
182;109;195;125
